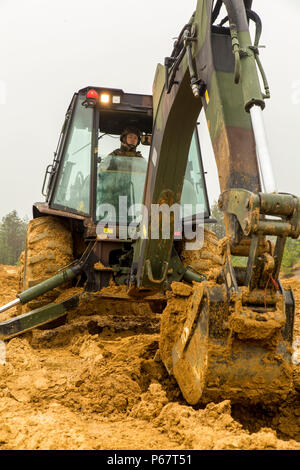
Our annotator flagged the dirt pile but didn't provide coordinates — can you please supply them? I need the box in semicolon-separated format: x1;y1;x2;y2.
0;265;299;450
0;265;19;319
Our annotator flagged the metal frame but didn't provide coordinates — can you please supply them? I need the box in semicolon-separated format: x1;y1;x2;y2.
90;107;99;221
192;127;211;219
47;93;78;205
49;92;93;218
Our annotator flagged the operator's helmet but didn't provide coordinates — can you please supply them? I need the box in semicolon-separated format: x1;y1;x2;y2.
120;127;141;146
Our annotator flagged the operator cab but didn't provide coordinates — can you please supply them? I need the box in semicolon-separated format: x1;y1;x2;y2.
43;86;210;233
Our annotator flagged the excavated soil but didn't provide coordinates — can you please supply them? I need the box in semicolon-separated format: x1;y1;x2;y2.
0;264;299;450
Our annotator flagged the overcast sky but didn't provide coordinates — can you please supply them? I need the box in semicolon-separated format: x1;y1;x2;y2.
0;0;299;220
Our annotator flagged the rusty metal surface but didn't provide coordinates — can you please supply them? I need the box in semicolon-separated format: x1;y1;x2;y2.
33;202;86;221
160;282;293;406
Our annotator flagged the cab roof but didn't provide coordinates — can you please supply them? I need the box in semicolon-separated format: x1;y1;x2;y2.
79;86;153;135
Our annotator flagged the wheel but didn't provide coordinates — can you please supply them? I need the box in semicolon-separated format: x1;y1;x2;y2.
20;216;74;317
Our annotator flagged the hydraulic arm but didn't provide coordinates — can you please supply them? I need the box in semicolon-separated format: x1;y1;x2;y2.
129;0;300;404
130;0;299;291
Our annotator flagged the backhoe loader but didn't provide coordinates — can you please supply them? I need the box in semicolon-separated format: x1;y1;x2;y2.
0;0;299;406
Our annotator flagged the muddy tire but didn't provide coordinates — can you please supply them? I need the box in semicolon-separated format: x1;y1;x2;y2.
17;251;25;292
21;216;73;316
178;228;223;280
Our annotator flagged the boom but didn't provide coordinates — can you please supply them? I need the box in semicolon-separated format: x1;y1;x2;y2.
130;0;299;291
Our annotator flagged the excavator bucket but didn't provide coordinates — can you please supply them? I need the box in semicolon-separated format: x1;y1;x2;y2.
159;282;294;406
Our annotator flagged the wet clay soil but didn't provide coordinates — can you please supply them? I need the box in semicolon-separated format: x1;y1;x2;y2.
0;264;299;450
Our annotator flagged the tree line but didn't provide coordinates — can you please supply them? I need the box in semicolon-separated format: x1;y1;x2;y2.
0;207;299;275
0;211;28;265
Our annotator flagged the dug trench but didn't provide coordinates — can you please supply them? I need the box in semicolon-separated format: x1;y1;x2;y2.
0;264;299;450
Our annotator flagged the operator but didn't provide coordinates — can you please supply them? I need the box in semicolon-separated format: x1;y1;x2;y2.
110;127;143;158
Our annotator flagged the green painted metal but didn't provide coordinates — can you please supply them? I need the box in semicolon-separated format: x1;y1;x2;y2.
18;266;79;304
219;189;300;239
259;193;298;218
132;0;269;289
0;295;80;340
182;267;207;284
219;188;300;288
234;30;265;111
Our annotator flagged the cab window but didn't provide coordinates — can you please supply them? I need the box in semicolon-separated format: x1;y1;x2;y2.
181;129;210;219
52;95;93;214
96;155;147;224
96;129;209;226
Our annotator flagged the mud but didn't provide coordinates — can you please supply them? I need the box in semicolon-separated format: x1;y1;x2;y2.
159;281;294;407
0;264;299;450
178;229;223;281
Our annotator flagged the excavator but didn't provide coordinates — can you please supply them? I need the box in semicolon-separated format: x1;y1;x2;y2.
0;0;299;406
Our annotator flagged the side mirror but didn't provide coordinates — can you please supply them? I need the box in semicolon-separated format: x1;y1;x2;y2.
141;134;152;146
